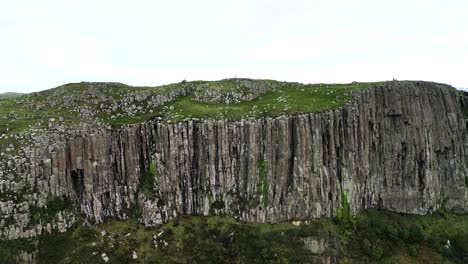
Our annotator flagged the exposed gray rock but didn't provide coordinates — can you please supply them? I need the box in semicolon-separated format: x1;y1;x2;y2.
302;237;327;254
193;79;288;104
15;250;37;264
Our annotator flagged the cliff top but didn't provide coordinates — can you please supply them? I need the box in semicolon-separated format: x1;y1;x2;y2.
0;78;377;134
1;79;464;153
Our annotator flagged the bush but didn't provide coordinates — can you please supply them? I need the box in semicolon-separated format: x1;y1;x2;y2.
408;223;426;243
257;159;268;206
29;196;73;224
408;245;417;256
37;231;74;263
0;238;37;264
139;160;156;199
450;233;468;260
336;191;356;234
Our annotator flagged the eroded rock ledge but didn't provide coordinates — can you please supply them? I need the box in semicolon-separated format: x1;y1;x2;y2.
1;81;467;239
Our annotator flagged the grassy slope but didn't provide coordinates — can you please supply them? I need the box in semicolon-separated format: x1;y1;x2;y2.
1;210;467;264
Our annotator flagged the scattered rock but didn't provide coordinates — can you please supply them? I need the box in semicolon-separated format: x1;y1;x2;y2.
101;253;109;262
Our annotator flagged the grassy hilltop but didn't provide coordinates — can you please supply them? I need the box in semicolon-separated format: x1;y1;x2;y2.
0;79;380;156
0;79;377;135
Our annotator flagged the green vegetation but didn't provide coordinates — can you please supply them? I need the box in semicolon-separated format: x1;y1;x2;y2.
257;159;268;207
0;237;37;264
6;216;317;263
0;83;86;133
1;209;466;263
138;160;157;200
343;210;468;263
0;92;24;98
30;197;73;224
160;82;377;122
0;82;169;139
336;191;356;235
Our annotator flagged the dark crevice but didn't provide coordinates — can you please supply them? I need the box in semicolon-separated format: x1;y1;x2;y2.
287;117;296;193
71;169;85;202
377;194;383;210
179;126;188;214
418;159;426;192
191;122;200;214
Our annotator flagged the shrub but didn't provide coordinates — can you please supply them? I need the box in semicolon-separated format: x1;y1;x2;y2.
257;159;268;206
408;223;425;243
29;197;73;224
37;231;74;263
0;238;37;264
139;160;156;199
336;191;356;234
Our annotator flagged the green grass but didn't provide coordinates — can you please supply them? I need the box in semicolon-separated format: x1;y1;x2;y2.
1;209;467;263
257;159;268;207
343;210;468;263
159;82;377;122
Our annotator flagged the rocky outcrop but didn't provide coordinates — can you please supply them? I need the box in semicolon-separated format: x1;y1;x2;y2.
16;251;37;264
193;79;287;104
302;235;339;264
1;81;467;239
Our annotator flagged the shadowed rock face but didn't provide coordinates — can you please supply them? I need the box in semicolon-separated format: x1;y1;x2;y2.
1;81;467;239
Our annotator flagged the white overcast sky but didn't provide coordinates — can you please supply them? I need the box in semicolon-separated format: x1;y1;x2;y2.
1;0;467;93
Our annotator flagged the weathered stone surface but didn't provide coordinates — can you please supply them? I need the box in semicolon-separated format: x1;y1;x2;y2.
15;251;37;264
302;235;339;264
193;79;287;104
0;81;467;240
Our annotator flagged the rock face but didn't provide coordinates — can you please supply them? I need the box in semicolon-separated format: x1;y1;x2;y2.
1;81;467;239
302;235;339;264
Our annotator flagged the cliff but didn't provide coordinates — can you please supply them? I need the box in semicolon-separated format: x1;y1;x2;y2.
0;80;467;240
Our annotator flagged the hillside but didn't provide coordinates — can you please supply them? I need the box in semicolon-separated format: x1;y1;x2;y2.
0;79;467;263
0;92;24;99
